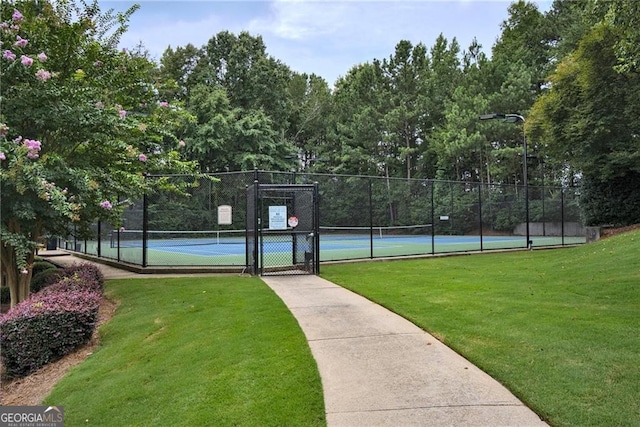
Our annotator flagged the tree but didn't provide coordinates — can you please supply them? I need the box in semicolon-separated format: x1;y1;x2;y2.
528;22;640;225
286;72;332;171
432;39;490;183
0;0;196;307
492;0;554;92
324;61;388;176
157;43;202;101
603;0;640;74
380;40;431;180
184;84;235;171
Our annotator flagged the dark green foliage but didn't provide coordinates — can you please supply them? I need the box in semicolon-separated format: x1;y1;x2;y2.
31;261;57;276
580;173;640;226
29;260;59;293
29;267;58;293
0;286;10;304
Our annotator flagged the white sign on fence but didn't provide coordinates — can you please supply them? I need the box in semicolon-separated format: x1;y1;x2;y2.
217;205;233;225
269;206;287;230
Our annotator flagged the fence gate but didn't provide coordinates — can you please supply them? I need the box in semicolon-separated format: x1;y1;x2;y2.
247;182;319;275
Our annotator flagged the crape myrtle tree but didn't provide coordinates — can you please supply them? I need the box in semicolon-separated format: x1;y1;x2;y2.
0;0;197;307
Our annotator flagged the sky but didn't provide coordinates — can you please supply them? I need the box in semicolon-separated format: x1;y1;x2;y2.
103;0;552;86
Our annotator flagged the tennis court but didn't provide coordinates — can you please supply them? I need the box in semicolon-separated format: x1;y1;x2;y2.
84;226;584;267
65;170;587;270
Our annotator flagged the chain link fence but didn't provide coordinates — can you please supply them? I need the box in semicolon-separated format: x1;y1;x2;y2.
62;170;586;269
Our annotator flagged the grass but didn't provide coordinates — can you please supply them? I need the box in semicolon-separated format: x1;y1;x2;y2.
44;276;325;426
320;230;640;427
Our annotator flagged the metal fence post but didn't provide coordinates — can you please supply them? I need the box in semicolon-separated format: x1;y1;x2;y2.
97;221;101;257
561;189;565;246
314;181;320;274
142;191;148;267
430;180;435;255
253;180;260;275
478;183;484;252
369;178;373;259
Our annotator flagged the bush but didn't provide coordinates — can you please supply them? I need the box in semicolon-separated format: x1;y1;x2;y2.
0;263;104;378
31;261;57;276
30;267;59;293
43;263;105;291
0;286;9;304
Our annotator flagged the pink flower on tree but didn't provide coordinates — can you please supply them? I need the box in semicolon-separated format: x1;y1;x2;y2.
24;138;42;159
0;152;6;160
119;109;127;118
178;140;186;147
13;9;24;22
35;69;51;82
37;52;47;62
24;139;41;151
14;35;28;48
159;101;169;107
99;200;113;210
20;55;33;66
3;50;16;61
138;154;147;162
21;269;28;275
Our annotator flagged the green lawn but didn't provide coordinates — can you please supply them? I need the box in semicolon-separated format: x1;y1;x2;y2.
321;230;640;427
45;232;637;426
44;276;325;426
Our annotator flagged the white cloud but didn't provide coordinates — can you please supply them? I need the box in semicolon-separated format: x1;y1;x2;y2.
121;15;223;60
250;0;351;41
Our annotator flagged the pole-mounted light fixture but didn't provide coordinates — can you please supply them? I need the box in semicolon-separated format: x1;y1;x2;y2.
479;112;530;249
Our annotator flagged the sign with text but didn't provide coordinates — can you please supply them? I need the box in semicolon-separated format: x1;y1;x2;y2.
1;406;64;427
217;205;232;225
268;206;287;230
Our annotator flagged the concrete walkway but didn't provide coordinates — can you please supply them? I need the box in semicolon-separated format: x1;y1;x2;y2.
262;275;547;427
44;252;547;426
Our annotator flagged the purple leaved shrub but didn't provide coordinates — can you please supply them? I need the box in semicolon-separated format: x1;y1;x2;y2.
43;263;104;291
0;264;104;378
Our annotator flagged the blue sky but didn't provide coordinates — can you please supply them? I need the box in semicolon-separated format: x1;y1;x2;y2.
103;0;552;86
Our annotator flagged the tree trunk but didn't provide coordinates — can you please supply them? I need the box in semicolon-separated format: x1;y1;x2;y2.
2;219;40;308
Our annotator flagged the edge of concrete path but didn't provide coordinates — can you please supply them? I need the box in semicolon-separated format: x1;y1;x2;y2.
261;274;548;427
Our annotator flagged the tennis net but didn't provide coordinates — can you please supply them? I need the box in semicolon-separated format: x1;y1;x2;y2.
319;224;432;241
110;229;247;248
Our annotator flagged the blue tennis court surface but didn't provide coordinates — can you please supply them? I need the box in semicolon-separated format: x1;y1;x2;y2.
88;233;585;267
145;235;544;256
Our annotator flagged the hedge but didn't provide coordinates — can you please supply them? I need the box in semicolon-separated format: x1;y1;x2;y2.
0;263;105;378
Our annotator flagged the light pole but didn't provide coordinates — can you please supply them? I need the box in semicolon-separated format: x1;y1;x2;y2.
479;113;530;249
